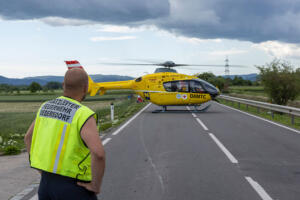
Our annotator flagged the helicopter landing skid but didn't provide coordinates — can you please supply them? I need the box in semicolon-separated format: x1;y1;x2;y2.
152;104;211;113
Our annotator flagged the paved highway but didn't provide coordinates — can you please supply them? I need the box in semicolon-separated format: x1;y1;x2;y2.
20;102;300;200
96;102;300;200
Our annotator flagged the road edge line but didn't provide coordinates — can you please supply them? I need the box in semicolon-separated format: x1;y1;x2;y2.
112;103;151;135
218;103;300;134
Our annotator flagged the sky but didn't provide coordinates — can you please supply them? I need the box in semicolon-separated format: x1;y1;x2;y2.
1;0;300;78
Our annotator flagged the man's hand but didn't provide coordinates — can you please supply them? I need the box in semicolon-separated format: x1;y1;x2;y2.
77;182;100;194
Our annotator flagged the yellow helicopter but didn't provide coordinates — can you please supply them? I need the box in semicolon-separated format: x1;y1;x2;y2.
65;60;220;112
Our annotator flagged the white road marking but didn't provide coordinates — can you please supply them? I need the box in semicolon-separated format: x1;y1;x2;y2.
29;194;38;200
112;103;151;135
102;138;111;146
209;133;238;164
218;103;300;135
186;106;191;111
245;177;273;200
192;113;197;118
196;118;209;131
10;184;38;200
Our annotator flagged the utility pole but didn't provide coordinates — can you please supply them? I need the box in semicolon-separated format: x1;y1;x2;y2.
225;56;229;77
224;56;230;92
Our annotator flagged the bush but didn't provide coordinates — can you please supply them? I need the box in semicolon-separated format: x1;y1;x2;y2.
4;145;21;155
257;59;300;105
99;122;112;132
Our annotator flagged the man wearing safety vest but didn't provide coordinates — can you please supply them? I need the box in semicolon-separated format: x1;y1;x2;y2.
25;68;105;200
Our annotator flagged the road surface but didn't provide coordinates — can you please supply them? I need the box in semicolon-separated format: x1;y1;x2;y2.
16;102;300;200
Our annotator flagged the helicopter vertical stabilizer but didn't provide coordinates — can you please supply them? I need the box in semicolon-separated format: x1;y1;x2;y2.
65;60;99;96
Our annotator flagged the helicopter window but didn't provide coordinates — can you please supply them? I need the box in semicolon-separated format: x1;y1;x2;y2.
190;81;204;93
135;77;142;82
163;82;174;92
198;79;218;94
177;81;189;92
164;80;191;92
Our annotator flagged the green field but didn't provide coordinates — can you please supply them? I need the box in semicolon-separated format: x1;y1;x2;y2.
0;90;145;155
0;90;134;102
228;86;300;101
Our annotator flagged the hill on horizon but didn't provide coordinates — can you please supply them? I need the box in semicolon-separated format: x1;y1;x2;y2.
0;74;135;86
222;73;258;81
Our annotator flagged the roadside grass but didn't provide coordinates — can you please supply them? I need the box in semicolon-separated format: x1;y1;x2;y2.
218;98;300;131
0;90;134;102
0;112;36;155
96;99;147;132
228;86;300;101
0;92;145;155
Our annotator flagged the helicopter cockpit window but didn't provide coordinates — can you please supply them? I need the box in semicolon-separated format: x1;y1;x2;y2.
190;80;204;93
177;81;189;92
135;77;142;82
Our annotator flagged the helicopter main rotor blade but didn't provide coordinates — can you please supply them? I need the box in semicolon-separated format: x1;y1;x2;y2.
177;64;250;68
100;62;157;66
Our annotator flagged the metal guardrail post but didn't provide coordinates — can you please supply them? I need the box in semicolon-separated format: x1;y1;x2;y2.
257;107;260;114
291;115;295;125
238;102;240;108
271;111;274;119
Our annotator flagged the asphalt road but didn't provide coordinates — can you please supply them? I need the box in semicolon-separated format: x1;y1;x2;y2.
18;102;300;200
97;102;300;200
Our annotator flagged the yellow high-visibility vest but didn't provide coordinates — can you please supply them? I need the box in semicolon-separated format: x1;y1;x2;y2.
30;96;97;181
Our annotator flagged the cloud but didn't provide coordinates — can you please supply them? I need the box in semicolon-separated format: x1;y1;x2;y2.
41;17;95;26
177;36;222;44
90;36;137;42
0;0;170;23
253;41;300;60
1;0;300;43
96;25;145;33
209;49;247;56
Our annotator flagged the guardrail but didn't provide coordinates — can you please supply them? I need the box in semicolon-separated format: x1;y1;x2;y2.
218;95;300;125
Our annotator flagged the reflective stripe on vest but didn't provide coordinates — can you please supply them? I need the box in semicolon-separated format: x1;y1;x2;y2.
30;96;96;181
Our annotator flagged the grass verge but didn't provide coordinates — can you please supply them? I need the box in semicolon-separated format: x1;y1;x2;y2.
218;98;300;131
0;98;147;155
96;100;147;132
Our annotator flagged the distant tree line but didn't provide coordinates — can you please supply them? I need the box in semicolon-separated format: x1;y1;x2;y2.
197;72;259;92
197;59;300;105
0;81;62;94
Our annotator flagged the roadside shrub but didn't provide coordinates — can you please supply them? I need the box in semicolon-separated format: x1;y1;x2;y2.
99;122;113;132
4;145;21;155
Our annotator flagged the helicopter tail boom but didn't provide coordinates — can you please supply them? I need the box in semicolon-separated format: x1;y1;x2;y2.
65;60;134;96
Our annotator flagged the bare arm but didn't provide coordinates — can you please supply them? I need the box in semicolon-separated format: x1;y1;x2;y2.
77;117;105;194
24;120;35;155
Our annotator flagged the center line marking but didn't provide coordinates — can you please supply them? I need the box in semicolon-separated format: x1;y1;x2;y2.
209;133;238;164
102;138;111;145
112;103;151;136
245;177;273;200
196;118;209;131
